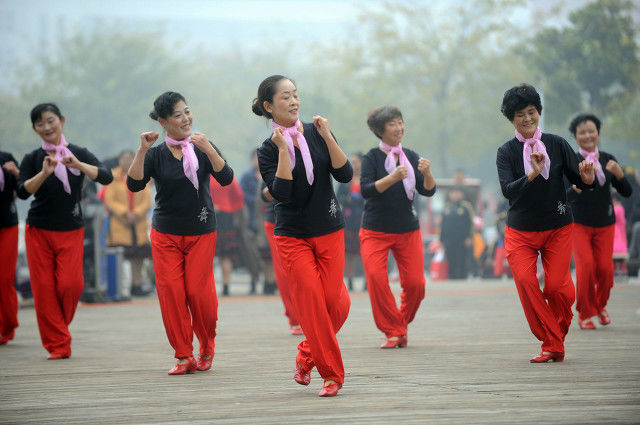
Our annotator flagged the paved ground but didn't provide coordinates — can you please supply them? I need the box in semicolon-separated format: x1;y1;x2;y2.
1;277;639;424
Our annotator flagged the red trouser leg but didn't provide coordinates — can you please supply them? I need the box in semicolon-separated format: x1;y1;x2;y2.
360;229;426;338
0;225;19;339
574;224;598;320
592;225;615;315
505;225;575;353
151;229;218;359
25;226;84;356
275;230;351;384
264;221;298;326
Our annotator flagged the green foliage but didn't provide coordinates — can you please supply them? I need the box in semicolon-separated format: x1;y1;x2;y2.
522;0;639;127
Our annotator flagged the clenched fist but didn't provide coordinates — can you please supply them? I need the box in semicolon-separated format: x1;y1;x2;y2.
140;131;159;151
605;159;624;180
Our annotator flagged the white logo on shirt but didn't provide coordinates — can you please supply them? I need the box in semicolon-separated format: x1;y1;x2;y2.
557;201;567;216
198;207;209;223
329;198;338;218
72;203;81;218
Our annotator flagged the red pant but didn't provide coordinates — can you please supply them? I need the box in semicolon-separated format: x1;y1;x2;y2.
360;228;426;338
573;223;614;320
0;225;19;340
264;221;298;326
150;229;218;359
275;230;350;384
505;224;575;353
25;225;84;356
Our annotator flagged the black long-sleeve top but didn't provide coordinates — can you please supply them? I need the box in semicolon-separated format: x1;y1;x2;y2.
0;151;19;229
17;145;113;231
257;122;353;238
360;147;436;234
127;142;233;236
496;133;594;232
566;150;632;227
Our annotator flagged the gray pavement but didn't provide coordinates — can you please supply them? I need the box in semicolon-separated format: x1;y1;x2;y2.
1;277;639;424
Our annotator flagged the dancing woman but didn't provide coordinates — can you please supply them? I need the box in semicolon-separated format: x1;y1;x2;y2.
127;92;233;374
0;150;20;345
566;114;632;329
18;103;113;358
496;84;595;363
359;106;435;348
253;75;352;397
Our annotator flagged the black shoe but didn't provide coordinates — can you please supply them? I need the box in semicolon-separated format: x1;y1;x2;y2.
222;284;229;296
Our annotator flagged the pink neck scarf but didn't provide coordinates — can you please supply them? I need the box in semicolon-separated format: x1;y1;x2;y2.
165;134;199;192
515;127;550;180
42;134;81;194
379;141;416;200
579;147;605;186
272;120;314;185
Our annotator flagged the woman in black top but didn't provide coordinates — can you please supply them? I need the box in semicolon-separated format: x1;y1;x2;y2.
566;114;632;329
127;92;233;375
0;150;20;345
18;103;113;359
359;106;436;349
496;84;595;363
253;75;352;397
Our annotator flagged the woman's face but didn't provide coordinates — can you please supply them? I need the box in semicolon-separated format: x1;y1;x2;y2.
350;155;362;175
33;111;65;144
380;117;404;146
159;100;193;141
511;105;539;138
265;79;299;127
575;120;599;152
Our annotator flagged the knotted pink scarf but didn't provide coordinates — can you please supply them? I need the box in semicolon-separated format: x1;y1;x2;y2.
515;127;550;180
272;120;314;185
42;134;81;194
579;147;605;186
165;134;199;192
379;141;416;200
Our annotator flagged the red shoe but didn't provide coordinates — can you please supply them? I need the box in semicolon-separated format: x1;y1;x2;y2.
598;309;611;326
578;317;596;329
318;382;342;397
380;334;407;349
196;355;213;371
0;330;15;345
168;357;197;375
294;363;311;386
530;351;564;363
290;325;304;336
47;353;70;360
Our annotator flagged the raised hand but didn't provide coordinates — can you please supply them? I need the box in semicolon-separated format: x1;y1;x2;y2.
529;152;546;175
140;131;159;151
312;115;331;140
605;159;624;179
1;161;19;178
417;158;431;176
61;152;82;170
391;165;408;181
42;156;58;176
579;160;595;185
272;127;288;151
190;132;214;154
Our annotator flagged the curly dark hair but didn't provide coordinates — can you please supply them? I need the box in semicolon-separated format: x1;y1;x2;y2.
500;84;542;121
568;113;601;137
149;91;186;121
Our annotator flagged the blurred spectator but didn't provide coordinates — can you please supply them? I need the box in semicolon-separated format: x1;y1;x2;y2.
440;187;474;279
470;216;487;278
103;150;152;296
240;150;260;230
336;152;364;291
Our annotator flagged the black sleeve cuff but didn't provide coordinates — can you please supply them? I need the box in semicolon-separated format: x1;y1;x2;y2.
95;167;113;185
126;176;147;192
213;163;234;186
331;161;353;183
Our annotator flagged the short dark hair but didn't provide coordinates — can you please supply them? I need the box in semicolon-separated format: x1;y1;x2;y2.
252;75;294;120
500;84;542;121
30;103;63;127
568;113;601;137
149;91;186;121
366;106;403;139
